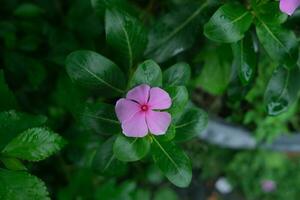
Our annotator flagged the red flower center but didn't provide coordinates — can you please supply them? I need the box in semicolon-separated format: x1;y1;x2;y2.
141;104;149;111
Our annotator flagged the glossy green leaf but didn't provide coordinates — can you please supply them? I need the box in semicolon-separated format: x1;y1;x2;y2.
130;60;162;87
92;136;127;176
256;21;298;68
264;66;300;116
80;102;121;135
0;110;47;150
145;2;209;62
113;135;150;162
227;62;253;102
105;9;147;71
231;33;257;85
252;2;287;24
0;70;17;112
2;128;66;161
174;104;208;142
0;157;26;171
66;50;126;97
166;86;189;115
163;62;191;86
151;137;192;188
156;124;176;142
195;44;232;95
0;169;49;200
204;3;253;43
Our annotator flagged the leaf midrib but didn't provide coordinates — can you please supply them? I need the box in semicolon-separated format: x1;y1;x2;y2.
275;69;290;102
152;136;186;181
148;1;209;53
80;113;120;124
115;12;133;69
103;155;115;171
82;65;124;93
175;119;198;129
257;18;292;59
206;11;250;34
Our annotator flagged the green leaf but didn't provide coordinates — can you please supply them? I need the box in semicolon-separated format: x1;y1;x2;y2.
252;2;287;24
227;62;253;102
0;110;47;150
255;22;298;68
13;3;44;18
130;60;162;87
151;137;192;188
166;86;189;116
204;3;253;43
231;33;257;85
156;124;176;142
0;169;49;200
195;44;232;95
105;9;147;71
145;2;209;62
2;128;66;161
0;70;17;112
92;136;127;176
163;62;191;86
264;66;300;116
0;157;26;171
174;104;208;142
113;135;150;162
80;102;121;135
66;50;126;97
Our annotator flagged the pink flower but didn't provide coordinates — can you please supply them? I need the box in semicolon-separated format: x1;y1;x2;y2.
115;84;172;137
261;180;277;193
280;0;300;15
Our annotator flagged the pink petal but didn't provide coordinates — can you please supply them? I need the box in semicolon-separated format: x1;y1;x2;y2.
115;98;140;123
126;84;150;105
148;87;172;110
146;110;171;135
122;111;148;137
280;0;300;15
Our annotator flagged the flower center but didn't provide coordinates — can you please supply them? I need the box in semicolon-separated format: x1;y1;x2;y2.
141;104;149;111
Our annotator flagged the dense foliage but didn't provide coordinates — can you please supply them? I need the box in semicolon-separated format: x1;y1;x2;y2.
0;0;300;199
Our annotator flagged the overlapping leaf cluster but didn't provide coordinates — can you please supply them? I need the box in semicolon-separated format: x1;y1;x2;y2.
204;1;300;115
0;0;300;199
